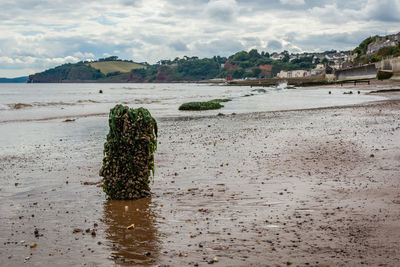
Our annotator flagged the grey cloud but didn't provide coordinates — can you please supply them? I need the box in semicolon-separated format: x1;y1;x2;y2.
292;31;375;52
169;40;189;51
365;0;400;22
234;0;330;12
267;40;283;51
279;0;305;5
205;0;238;22
139;34;166;45
241;37;263;49
194;39;244;57
310;0;400;24
119;0;142;6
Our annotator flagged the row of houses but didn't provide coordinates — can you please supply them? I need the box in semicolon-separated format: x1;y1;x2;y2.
367;33;400;55
276;64;332;78
269;51;352;63
224;60;336;79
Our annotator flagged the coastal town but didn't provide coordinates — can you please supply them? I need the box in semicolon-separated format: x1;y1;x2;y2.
225;32;400;83
23;32;400;85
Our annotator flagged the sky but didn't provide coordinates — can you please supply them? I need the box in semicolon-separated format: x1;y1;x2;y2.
0;0;399;77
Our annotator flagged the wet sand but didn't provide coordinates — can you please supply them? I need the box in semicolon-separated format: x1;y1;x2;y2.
1;92;400;266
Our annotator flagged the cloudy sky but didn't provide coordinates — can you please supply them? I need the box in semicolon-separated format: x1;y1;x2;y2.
0;0;399;77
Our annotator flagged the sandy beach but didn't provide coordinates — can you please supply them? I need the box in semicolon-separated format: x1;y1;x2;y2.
1;87;400;266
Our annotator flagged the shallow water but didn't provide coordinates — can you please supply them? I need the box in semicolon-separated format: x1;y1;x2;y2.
0;83;387;123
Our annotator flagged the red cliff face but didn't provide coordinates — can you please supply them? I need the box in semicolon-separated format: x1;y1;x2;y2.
155;67;172;82
127;72;145;82
258;65;272;76
27;74;63;83
223;61;238;71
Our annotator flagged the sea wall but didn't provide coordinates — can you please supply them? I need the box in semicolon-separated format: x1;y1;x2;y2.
375;56;400;75
335;64;377;80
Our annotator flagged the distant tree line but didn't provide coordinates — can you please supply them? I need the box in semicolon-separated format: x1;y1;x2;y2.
98;56;135;63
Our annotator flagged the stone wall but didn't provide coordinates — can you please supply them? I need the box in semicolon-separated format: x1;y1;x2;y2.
375;56;400;75
335;64;377;80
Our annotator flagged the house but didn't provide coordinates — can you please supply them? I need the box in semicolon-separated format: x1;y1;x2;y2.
313;54;326;64
340;61;352;69
290;70;309;78
325;65;334;75
271;53;284;61
277;70;288;78
311;64;325;76
325;54;334;61
277;70;309;78
367;33;400;55
289;55;297;62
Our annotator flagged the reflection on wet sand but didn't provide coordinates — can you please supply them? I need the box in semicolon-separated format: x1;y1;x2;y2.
103;197;160;265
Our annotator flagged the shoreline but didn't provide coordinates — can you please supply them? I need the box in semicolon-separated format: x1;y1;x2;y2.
1;95;399;124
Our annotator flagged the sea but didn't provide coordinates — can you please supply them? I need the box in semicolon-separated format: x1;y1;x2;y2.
0;82;387;123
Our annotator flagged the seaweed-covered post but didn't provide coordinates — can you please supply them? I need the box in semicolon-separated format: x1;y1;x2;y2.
100;104;158;200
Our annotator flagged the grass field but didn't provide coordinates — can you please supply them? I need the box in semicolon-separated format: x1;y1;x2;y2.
88;61;145;75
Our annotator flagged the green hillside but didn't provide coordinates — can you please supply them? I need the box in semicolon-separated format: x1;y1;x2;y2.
89;61;145;75
28;57;147;82
28;62;104;82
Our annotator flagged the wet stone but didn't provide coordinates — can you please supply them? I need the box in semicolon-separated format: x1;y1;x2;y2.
34;228;39;238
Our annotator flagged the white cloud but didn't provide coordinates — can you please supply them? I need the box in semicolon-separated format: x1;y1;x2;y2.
0;56;15;64
0;0;398;77
73;52;95;59
44;56;80;65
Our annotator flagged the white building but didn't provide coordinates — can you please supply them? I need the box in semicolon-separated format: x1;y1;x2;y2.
311;64;325;76
271;53;284;61
277;70;288;78
277;70;309;78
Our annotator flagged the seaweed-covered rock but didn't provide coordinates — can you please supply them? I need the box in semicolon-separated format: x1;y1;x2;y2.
100;105;158;200
178;99;231;111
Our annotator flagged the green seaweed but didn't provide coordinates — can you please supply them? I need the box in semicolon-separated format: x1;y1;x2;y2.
377;71;393;80
178;98;231;111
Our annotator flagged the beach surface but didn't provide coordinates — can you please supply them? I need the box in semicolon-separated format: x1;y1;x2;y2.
1;87;400;266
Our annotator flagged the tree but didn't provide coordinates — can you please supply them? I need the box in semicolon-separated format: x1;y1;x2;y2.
282;50;290;63
233;68;245;79
230;51;249;63
252;68;261;77
249;49;261;59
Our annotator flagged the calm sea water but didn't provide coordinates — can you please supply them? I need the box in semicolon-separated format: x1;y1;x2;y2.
0;83;387;123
